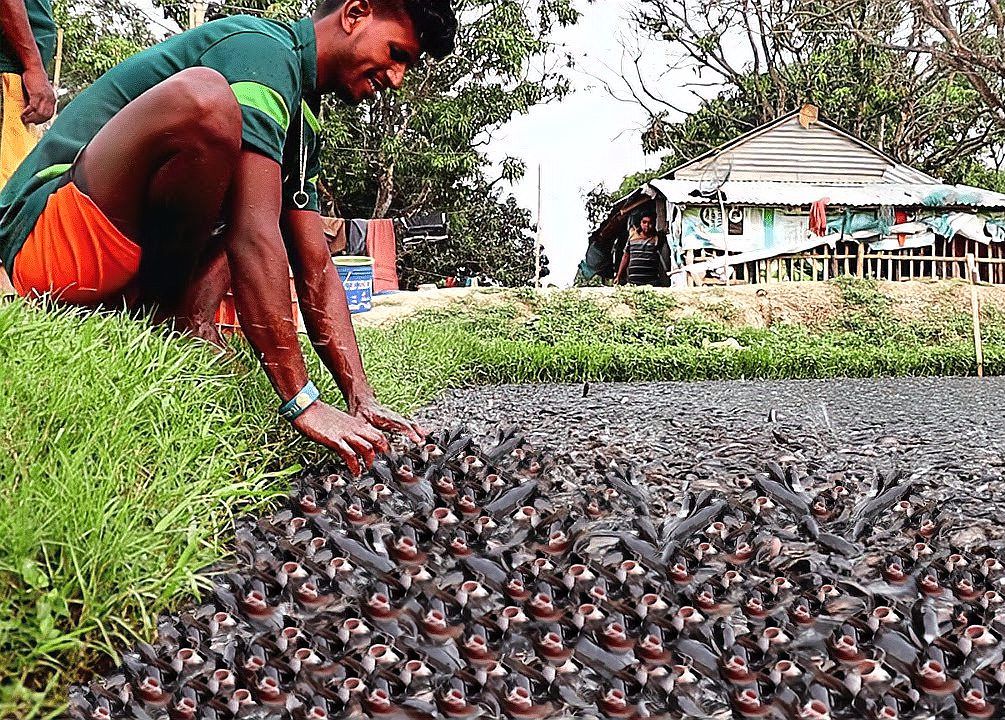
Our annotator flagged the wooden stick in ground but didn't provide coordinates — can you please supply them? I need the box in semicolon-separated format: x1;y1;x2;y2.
967;252;984;378
52;28;64;90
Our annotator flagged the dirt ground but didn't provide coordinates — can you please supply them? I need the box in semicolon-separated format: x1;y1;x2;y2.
355;280;1005;328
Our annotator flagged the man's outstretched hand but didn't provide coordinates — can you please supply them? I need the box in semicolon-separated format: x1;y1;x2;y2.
351;396;426;445
20;67;55;125
291;400;390;475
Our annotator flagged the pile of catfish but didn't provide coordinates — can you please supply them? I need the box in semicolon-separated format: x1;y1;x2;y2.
68;426;1005;719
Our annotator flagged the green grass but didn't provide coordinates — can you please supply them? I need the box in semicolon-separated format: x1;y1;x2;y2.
0;303;288;718
1;278;1002;717
355;280;1004;387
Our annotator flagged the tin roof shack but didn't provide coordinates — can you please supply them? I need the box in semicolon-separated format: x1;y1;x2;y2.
582;105;1005;287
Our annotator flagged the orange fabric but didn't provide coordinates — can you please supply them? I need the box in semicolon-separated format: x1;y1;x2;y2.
365;218;398;293
11;182;141;304
0;73;42;189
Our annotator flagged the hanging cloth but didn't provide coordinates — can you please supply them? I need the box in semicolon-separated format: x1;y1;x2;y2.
321;216;347;254
365;218;399;293
347;219;368;255
809;198;830;237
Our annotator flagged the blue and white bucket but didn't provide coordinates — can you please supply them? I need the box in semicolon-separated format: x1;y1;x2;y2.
333;256;374;314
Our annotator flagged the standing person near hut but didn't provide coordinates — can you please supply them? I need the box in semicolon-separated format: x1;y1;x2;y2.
0;0;457;472
614;211;666;286
0;0;56;295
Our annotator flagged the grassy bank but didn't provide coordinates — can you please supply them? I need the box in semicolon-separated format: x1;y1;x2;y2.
1;278;1001;716
356;278;1005;393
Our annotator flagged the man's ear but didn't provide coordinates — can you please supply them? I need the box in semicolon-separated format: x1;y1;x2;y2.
341;0;374;33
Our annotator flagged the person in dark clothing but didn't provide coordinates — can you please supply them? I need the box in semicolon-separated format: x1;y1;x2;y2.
614;212;664;286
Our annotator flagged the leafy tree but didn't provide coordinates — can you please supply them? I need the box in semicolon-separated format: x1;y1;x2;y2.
595;0;1005;207
397;181;548;288
52;0;157;99
584;183;616;230
51;0;578;288
317;0;578;287
847;1;1005;129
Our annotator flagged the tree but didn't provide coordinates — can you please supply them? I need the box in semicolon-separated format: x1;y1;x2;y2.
397;180;548;288
53;0;157;98
596;0;1005;205
53;0;578;288
318;0;578;287
846;1;1005;129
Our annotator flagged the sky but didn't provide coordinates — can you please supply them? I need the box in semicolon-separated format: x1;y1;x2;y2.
486;0;693;286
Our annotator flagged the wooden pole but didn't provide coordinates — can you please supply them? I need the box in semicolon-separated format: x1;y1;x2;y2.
717;192;729;282
43;27;64;129
856;242;865;277
533;163;541;289
968;252;984;378
52;28;64;90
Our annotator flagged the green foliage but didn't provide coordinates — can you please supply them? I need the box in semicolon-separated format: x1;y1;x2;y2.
599;0;1005;202
351;285;1003;386
319;0;579;287
52;0;156;99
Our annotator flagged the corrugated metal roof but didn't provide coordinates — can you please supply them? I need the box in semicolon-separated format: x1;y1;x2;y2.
676;116;893;183
882;164;937;184
667;110;941;185
648;179;1005;209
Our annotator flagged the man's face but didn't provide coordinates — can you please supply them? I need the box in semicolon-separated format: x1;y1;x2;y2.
332;3;422;104
640;217;653;235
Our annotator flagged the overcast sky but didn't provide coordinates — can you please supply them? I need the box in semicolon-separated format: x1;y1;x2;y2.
487;0;699;286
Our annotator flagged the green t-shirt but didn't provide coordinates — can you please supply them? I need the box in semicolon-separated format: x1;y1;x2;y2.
0;15;321;269
0;0;56;74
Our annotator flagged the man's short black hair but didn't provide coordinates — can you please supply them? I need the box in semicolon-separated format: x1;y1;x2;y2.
315;0;457;60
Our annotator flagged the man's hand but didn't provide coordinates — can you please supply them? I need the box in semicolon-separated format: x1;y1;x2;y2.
20;66;55;125
291;400;390;475
351;395;426;445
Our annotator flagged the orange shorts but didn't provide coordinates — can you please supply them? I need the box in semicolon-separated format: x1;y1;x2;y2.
11;182;141;304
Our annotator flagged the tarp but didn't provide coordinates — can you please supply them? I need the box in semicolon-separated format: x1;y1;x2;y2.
680;207;766;253
649;178;1005;209
670;235;838;282
366;219;399;293
867;231;935;252
921;213;1005;244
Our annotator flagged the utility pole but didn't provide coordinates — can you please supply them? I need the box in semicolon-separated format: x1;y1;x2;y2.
534;163;542;289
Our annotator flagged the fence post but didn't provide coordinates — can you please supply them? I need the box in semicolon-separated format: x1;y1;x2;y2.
856;243;865;278
967;252;984;378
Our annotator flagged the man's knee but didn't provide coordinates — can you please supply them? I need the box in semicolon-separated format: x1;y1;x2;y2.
169;68;242;154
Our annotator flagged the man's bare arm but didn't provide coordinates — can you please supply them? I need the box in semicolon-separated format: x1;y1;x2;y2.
227;151;389;472
0;0;54;124
282;208;424;443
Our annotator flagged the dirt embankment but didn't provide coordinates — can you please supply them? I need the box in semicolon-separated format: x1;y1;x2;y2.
355;280;1005;328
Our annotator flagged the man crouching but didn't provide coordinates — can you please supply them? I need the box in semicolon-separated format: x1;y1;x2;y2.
0;0;457;472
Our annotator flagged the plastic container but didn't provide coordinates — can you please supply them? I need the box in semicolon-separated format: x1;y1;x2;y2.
333;256;374;314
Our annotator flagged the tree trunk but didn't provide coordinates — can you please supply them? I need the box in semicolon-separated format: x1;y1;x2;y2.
373;161;395;218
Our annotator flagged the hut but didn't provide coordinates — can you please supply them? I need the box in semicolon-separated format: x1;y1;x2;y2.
582;105;1005;286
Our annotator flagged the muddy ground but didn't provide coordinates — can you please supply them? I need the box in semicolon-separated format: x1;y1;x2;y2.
418;377;1005;546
